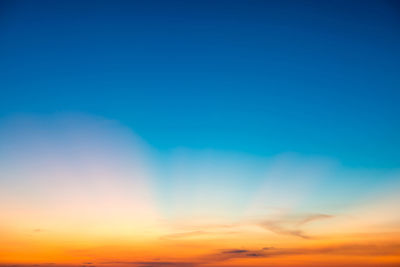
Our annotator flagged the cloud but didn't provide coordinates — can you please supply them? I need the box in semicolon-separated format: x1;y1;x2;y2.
160;228;239;240
259;220;310;239
101;261;196;267
200;248;269;263
160;230;208;240
221;249;249;254
296;213;332;226
221;249;266;258
160;212;333;242
200;242;400;264
258;213;334;239
265;243;400;258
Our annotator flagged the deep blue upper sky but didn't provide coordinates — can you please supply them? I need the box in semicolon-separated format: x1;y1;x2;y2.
1;0;399;168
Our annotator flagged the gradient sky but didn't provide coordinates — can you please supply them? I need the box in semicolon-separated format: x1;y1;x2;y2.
1;1;400;267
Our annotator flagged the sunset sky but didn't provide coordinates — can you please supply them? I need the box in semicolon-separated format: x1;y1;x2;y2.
1;1;400;266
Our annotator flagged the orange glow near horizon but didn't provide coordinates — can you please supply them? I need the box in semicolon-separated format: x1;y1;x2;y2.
0;115;399;267
1;200;400;266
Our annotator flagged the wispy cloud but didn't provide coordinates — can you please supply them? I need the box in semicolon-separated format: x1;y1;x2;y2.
200;242;400;263
258;213;333;239
260;221;310;239
160;230;208;240
101;261;196;267
200;248;269;263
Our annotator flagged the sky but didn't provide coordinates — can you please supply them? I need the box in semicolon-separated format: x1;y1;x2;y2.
0;1;400;267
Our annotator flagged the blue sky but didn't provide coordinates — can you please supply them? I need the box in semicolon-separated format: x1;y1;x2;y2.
1;0;399;168
1;4;400;264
